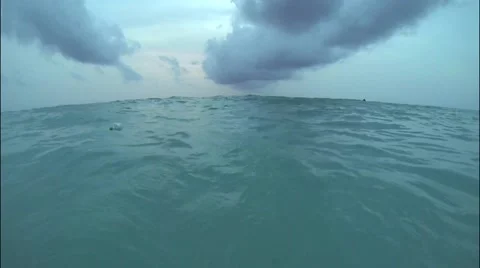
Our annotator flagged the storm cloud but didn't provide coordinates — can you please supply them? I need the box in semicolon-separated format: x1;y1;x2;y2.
202;0;451;89
159;56;188;83
1;0;142;81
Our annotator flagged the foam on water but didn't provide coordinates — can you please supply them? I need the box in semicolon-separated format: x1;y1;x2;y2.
1;95;479;268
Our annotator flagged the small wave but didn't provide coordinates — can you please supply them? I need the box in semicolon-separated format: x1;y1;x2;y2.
1;95;478;268
318;121;405;130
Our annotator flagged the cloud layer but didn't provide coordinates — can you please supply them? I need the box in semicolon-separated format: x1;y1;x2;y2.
202;0;451;89
1;0;142;81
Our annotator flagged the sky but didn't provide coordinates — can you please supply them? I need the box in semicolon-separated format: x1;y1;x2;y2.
1;0;478;111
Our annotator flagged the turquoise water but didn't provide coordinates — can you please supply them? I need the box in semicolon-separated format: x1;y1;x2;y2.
1;95;479;268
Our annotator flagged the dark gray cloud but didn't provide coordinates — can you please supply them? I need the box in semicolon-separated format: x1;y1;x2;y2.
1;0;142;82
235;0;342;33
203;0;451;88
159;56;188;83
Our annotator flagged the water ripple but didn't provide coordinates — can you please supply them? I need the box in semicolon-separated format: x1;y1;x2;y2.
1;96;478;268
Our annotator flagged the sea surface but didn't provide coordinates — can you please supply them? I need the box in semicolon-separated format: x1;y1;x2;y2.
1;95;479;268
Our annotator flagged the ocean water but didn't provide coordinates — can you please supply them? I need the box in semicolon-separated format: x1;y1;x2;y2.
1;95;479;268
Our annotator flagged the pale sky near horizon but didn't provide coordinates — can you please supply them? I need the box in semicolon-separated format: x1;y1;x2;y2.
1;0;478;111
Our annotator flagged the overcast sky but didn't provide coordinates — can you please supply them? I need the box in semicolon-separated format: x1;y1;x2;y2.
1;0;478;111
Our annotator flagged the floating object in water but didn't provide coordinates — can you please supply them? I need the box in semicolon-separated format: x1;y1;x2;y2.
109;123;123;131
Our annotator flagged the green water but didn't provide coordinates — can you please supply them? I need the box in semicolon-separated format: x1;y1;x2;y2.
1;96;478;267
